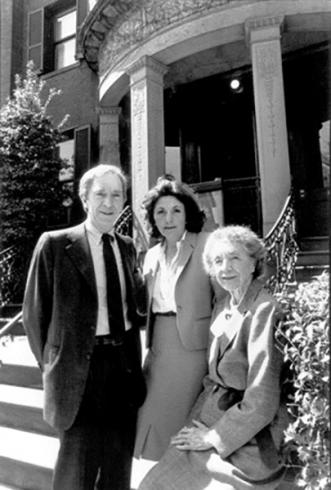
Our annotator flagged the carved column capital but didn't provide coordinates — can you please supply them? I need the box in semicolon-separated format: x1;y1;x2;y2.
127;55;168;85
97;106;122;117
97;105;122;166
245;15;284;45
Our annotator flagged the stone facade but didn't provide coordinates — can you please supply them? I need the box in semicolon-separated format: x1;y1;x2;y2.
1;0;330;235
100;0;229;73
87;0;330;234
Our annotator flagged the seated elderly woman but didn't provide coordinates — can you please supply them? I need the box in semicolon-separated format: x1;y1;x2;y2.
138;225;288;490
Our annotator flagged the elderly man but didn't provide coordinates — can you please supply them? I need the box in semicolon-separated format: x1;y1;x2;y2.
23;164;146;490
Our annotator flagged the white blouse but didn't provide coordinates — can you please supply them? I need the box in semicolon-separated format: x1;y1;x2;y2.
152;232;187;314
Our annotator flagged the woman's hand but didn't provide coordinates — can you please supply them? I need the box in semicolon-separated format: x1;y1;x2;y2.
170;420;214;451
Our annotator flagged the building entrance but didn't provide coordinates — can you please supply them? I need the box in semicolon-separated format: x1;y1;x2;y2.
284;44;330;239
164;69;262;233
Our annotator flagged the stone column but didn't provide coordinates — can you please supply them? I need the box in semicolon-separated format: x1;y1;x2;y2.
97;106;122;166
246;16;291;235
127;55;168;227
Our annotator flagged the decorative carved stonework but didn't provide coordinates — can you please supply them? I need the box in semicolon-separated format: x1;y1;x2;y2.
97;106;122;116
131;86;146;222
257;44;278;158
80;0;230;72
127;56;168;79
245;15;284;39
248;13;291;229
79;0;134;71
131;86;145;115
247;17;283;160
100;0;229;73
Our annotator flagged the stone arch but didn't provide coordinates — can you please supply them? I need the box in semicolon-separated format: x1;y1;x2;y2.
98;0;331;105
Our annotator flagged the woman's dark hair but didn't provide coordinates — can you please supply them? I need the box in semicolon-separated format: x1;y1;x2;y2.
142;175;205;239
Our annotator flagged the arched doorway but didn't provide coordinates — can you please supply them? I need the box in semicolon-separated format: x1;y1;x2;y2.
284;43;330;238
164;68;262;233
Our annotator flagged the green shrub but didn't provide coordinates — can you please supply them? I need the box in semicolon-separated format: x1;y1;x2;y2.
276;272;330;489
0;61;71;303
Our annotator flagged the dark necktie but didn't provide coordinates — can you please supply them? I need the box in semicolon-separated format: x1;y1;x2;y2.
101;234;125;341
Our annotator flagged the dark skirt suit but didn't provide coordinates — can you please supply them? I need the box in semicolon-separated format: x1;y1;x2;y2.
138;279;288;489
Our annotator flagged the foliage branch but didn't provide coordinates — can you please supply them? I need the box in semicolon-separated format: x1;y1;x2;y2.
275;272;330;489
0;61;71;303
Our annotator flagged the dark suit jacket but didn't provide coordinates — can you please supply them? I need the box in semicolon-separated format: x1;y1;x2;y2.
23;223;146;431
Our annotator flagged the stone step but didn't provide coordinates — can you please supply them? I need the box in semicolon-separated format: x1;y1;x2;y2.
0;456;154;490
0;432;153;490
295;264;329;282
296;250;329;266
0;305;22;319
0;336;38;380
0;427;58;467
0;365;41;389
0;484;23;489
0;456;52;490
298;236;329;252
0;322;24;335
0;427;58;490
0;336;38;367
0;384;43;410
0;385;55;436
0;336;41;388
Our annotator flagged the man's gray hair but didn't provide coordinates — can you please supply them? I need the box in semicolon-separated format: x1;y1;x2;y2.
79;164;127;207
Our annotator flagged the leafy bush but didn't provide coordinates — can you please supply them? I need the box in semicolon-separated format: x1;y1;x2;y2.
276;272;330;489
0;61;71;303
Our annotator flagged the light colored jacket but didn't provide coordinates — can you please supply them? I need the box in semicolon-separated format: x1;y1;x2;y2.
143;231;221;351
194;279;288;474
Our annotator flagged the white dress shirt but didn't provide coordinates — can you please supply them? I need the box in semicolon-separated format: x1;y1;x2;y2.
85;220;132;335
152;231;187;314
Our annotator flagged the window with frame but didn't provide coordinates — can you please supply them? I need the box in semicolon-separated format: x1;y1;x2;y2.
58;130;75;182
57;125;92;224
58;125;91;182
54;8;77;70
27;0;90;74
